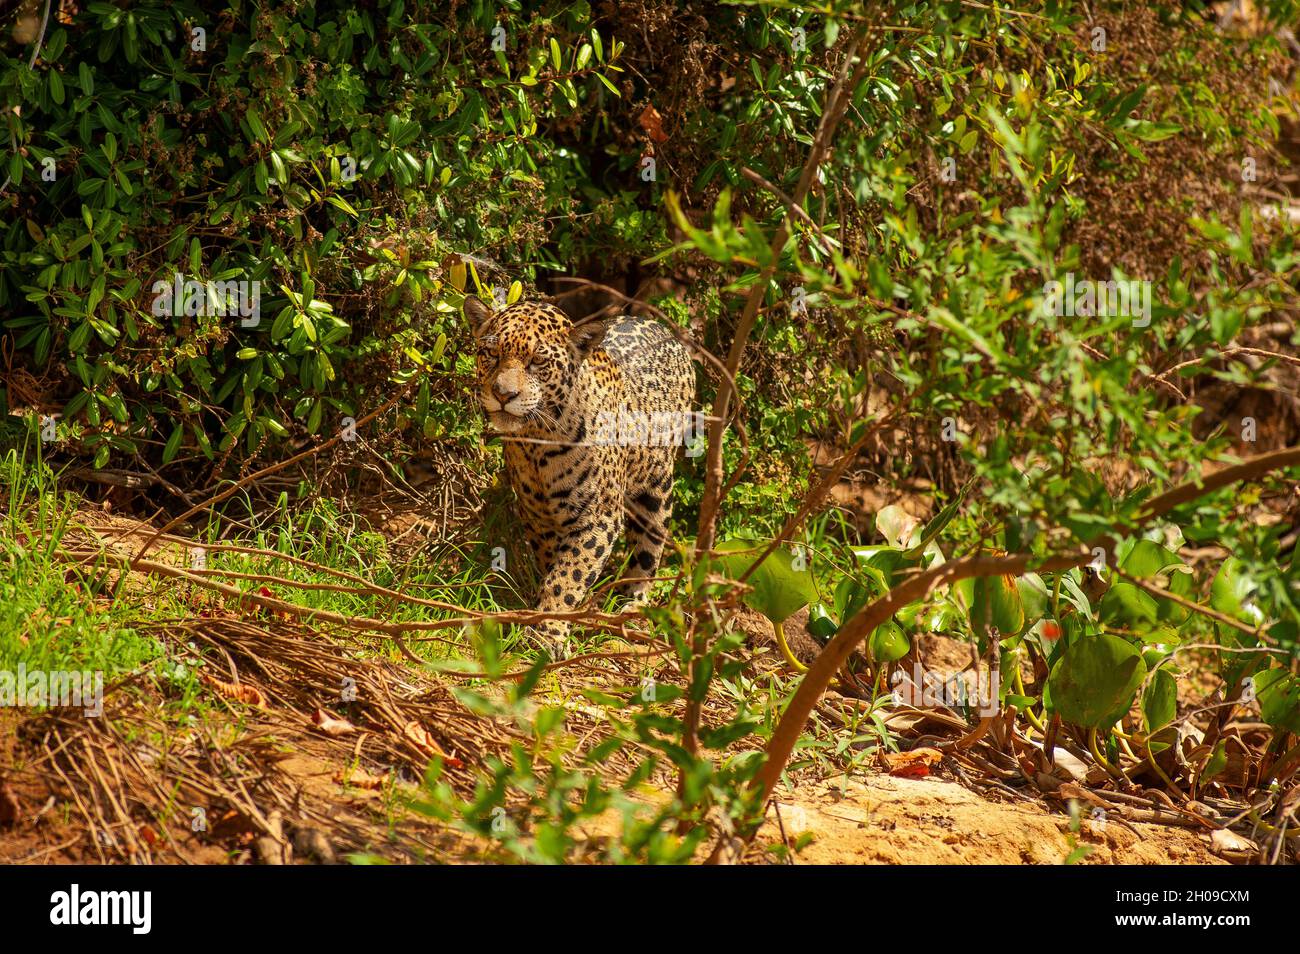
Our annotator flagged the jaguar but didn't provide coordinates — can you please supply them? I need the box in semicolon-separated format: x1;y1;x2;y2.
465;295;696;641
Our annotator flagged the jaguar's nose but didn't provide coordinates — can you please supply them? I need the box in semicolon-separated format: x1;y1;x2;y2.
492;380;520;403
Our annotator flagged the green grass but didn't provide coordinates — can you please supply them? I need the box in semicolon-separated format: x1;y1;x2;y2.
0;444;845;769
0;448;161;681
0;444;881;863
0;442;654;697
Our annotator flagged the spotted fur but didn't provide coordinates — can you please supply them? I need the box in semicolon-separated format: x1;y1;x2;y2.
465;297;695;641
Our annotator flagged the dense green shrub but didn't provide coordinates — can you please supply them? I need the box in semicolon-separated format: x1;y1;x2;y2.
1;0;673;470
0;0;1297;547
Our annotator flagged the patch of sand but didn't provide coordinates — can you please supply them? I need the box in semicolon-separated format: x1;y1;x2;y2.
762;773;1226;865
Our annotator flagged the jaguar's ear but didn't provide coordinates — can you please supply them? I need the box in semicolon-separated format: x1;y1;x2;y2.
569;318;609;359
464;296;495;338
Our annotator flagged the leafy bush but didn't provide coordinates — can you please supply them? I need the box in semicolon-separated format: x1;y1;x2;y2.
4;0;1299;864
2;1;650;472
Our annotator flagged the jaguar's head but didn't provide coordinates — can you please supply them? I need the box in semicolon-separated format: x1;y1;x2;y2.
465;297;607;434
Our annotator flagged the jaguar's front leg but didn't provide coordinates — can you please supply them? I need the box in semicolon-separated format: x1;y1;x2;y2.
523;524;556;582
531;506;621;648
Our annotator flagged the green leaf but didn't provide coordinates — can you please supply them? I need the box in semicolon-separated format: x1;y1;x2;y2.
68;321;92;352
162;424;184;464
806;602;838;642
1119;539;1182;578
1203;742;1227;783
245;106;269;142
1098;582;1160;629
714;539;818;624
970;573;1025;637
869;619;910;663
1156;568;1194;625
1142;667;1177;734
834;576;872;626
1210;558;1256;624
850;546;907;591
325;194;358;217
1016;573;1050;626
903;479;970;558
928;304;1003;361
1253;669;1300;734
1126;119;1182;142
1047;634;1148;729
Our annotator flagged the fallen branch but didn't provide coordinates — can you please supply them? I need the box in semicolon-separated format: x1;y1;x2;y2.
58;547;639;639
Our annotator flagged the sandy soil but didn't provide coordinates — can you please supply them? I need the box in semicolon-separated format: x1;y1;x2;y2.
761;772;1226;865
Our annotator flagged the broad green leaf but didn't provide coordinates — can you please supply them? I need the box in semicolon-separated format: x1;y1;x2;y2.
1210;558;1257;624
849;546;907;589
1253;668;1300;734
1098;582;1159;628
714;540;818;624
1156;568;1194;625
1142;667;1177;734
834;576;871;627
1047;634;1147;729
869;619;910;663
970;573;1024;637
1118;539;1182;578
